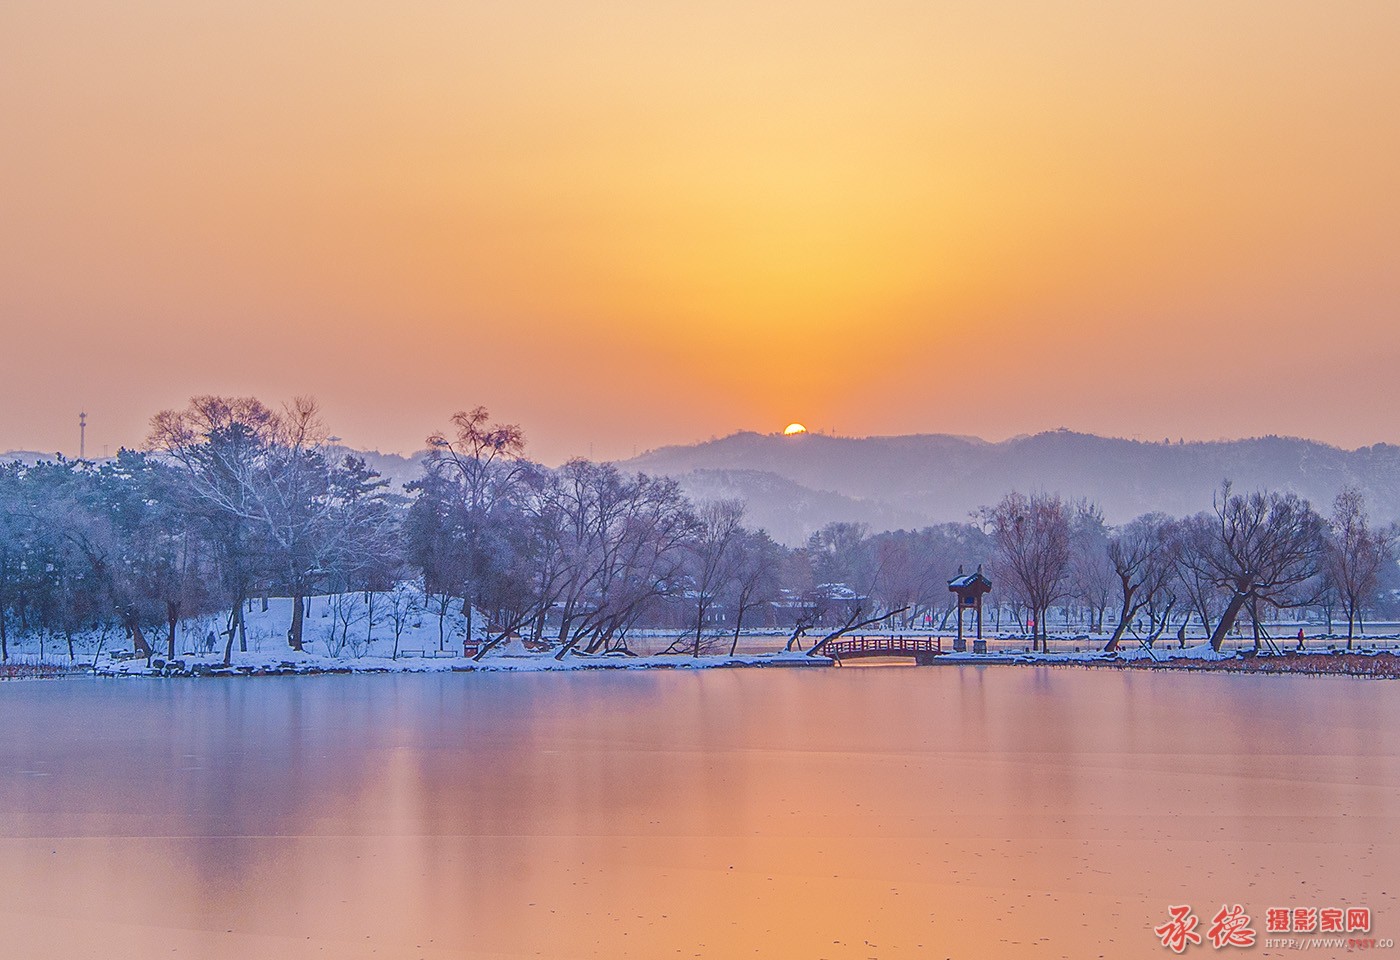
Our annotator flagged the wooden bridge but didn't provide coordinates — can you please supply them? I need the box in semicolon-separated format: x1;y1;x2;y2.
821;635;945;665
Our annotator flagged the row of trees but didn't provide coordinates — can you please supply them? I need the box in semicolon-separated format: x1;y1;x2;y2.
1;396;1397;663
0;398;398;662
0;399;810;662
984;485;1397;653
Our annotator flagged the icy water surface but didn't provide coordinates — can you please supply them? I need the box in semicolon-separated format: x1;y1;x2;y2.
1;667;1397;959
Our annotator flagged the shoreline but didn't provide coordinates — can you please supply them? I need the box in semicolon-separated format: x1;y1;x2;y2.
5;643;1400;681
1087;649;1400;679
80;648;835;678
909;646;1400;680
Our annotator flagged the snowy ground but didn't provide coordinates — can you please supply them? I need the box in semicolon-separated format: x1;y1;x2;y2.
4;593;1399;678
76;639;1400;680
90;643;830;677
2;595;834;677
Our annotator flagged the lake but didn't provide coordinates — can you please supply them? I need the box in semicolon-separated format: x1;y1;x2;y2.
2;667;1397;958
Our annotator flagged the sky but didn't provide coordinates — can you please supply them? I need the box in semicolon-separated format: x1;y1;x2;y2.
2;1;1399;464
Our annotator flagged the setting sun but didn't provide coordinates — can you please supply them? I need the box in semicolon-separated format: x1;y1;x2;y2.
783;423;807;435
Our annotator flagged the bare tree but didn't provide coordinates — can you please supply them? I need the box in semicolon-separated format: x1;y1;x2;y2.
782;522;912;656
866;525;986;628
1325;487;1396;646
1170;513;1224;638
424;406;528;645
804;602;911;657
988;492;1071;652
148;397;279;662
260;397;334;652
726;528;782;655
551;464;698;658
427;408;526;509
1068;500;1113;633
1103;513;1178;652
1182;482;1326;652
151;396;388;655
684;499;745;657
385;580;421;660
322;591;364;657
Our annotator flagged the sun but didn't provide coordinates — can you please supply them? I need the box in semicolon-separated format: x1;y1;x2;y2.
783;423;807;436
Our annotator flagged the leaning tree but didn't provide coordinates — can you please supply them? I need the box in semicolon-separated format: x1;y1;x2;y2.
1183;483;1326;652
1102;513;1178;652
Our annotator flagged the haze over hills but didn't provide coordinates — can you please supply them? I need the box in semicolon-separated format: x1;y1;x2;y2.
10;430;1400;547
620;430;1400;545
0;450;59;466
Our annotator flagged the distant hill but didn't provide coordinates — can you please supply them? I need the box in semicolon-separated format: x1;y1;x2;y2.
665;468;928;546
2;446;429;493
0;450;65;465
620;430;1400;544
324;447;426;492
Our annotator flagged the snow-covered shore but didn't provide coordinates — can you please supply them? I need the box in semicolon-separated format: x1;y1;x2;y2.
58;641;1400;680
86;645;832;678
928;642;1400;678
3;586;1397;681
70;631;1231;680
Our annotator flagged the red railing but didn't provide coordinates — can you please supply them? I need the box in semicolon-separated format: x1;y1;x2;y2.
823;635;943;659
0;661;73;679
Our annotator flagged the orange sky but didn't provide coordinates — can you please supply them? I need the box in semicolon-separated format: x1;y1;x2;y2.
2;1;1398;463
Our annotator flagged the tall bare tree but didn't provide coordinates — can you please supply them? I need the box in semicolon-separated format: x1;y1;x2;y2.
726;528;783;655
1103;513;1178;652
549;463;698;658
988;492;1071;651
1325;487;1396;646
148;396;279;661
1182;482;1326;652
424;406;528;644
1068;500;1113;633
1170;513;1224;637
258;397;334;652
684;498;745;657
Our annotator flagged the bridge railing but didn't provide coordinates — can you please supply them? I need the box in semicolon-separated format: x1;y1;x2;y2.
824;635;943;658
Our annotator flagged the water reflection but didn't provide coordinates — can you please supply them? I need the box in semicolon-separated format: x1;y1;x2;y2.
1;668;1398;958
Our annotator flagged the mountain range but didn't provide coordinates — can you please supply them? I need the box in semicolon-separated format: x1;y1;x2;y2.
619;431;1400;544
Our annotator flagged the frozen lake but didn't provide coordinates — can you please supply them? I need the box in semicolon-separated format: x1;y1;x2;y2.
2;667;1397;958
